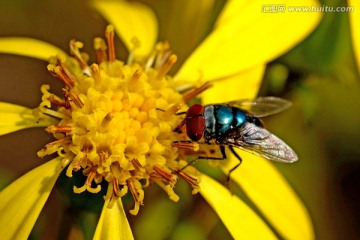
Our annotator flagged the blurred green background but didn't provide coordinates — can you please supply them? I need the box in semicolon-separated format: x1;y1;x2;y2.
0;0;359;239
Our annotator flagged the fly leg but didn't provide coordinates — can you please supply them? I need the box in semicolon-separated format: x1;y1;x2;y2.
227;146;242;182
180;144;227;170
197;145;243;185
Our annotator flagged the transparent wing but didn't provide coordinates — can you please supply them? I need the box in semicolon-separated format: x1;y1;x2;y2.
228;97;292;117
224;122;298;163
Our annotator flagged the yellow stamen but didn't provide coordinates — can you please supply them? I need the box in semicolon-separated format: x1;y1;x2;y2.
175;168;200;193
69;40;89;70
163;103;183;119
152;165;178;187
98;152;107;163
130;69;142;82
61;157;71;169
105;25;116;62
87;185;101;194
182;81;213;102
154;41;170;69
172;141;200;151
101;113;113;129
39;107;67;118
157;54;177;79
90;63;101;85
82;170;101;193
46;137;71;149
45;125;71;134
145;41;170;70
85;170;97;186
48;94;65;107
127;179;142;204
127;37;140;65
73;184;87;194
93;37;108;63
62;89;84;108
131;159;144;172
37;137;71;157
59;60;78;85
112;178;121;197
153;179;179;202
47;64;74;88
127;179;144;215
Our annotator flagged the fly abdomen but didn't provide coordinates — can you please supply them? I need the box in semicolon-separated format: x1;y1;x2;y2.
232;107;247;128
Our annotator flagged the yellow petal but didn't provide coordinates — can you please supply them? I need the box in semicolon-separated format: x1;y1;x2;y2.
92;0;158;58
201;65;265;104
176;0;322;82
199;174;277;239
0;102;56;135
0;37;66;61
222;151;314;240
349;0;360;71
0;158;62;240
93;198;134;240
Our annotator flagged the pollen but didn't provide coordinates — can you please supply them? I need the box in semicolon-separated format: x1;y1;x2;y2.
35;26;201;215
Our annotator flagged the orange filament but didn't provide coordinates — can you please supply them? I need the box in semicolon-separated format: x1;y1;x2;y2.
47;64;74;88
62;89;84;108
157;54;177;79
45;125;72;133
69;40;89;70
152;165;177;187
172;141;200;151
93;37;108;63
105;25;116;62
175;168;200;190
182;81;213;102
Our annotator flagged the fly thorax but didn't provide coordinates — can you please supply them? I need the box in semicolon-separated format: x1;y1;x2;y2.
204;105;216;138
204;105;247;140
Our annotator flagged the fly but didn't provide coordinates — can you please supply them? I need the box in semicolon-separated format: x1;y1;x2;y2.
172;97;298;177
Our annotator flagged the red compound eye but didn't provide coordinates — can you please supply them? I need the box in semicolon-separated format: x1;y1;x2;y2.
186;104;205;141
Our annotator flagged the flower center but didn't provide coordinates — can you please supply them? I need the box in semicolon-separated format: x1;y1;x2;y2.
35;26;205;215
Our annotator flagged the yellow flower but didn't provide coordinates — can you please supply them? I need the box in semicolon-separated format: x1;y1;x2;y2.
0;0;321;239
349;0;360;72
